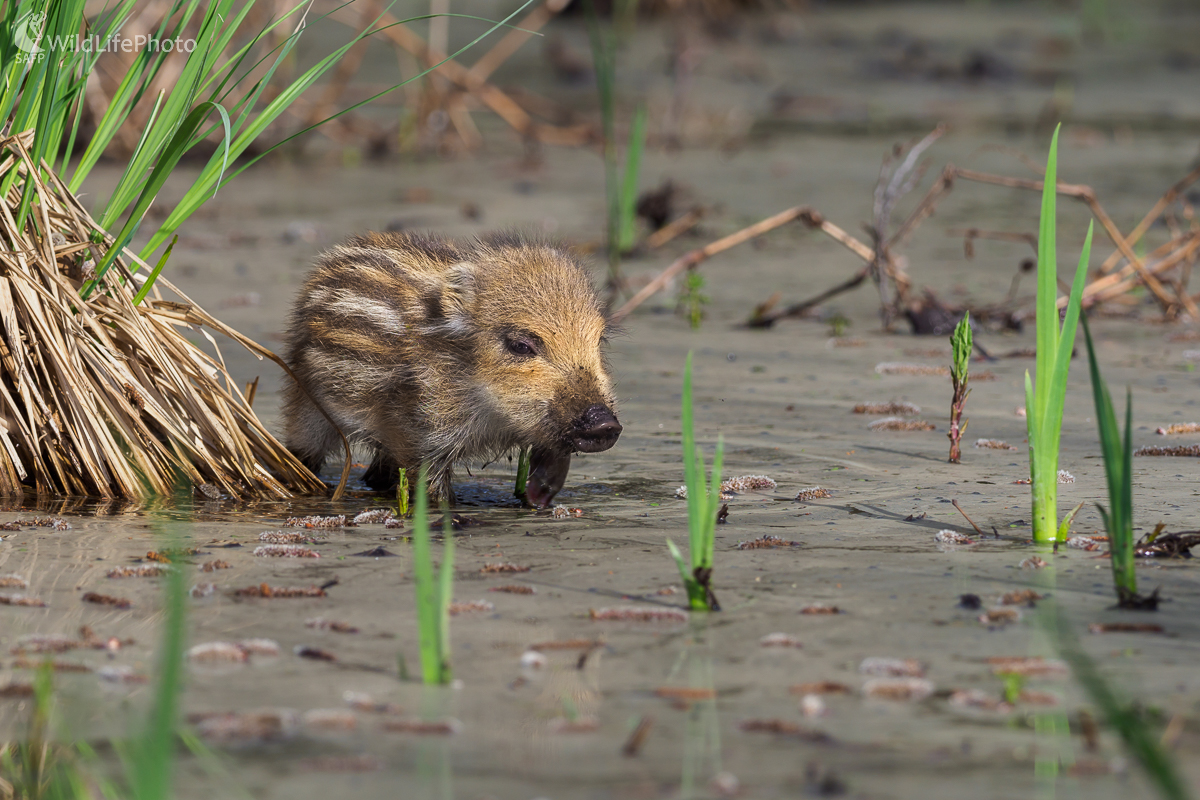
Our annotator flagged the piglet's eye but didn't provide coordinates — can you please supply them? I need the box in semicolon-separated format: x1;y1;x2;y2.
505;338;537;357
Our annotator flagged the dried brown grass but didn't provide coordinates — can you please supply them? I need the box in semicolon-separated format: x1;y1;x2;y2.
0;131;325;499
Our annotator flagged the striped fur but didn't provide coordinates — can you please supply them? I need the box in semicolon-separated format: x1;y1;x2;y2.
283;231;618;502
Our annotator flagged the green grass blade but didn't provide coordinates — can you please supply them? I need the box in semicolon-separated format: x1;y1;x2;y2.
617;104;647;252
132;235;178;306
700;434;724;572
437;503;454;684
1034;124;1062;422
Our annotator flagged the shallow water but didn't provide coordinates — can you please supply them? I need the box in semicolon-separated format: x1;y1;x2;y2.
5;1;1200;797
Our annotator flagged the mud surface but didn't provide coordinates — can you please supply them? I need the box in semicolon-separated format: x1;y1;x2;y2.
4;2;1200;798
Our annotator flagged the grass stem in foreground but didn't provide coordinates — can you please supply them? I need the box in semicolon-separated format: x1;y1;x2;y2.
948;312;972;463
412;466;453;684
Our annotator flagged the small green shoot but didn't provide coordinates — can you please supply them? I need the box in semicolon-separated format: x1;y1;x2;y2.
948;312;972;464
668;352;723;611
1000;671;1025;705
514;446;531;501
1026;125;1093;543
412;466;454;685
677;270;709;329
1081;315;1149;608
397;467;410;517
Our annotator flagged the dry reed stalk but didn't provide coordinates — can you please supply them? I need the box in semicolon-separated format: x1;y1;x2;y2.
0;131;327;500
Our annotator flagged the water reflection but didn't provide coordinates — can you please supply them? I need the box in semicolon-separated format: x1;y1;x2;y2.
666;616;722;799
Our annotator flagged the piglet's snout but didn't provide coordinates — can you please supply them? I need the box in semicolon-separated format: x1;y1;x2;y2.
572;404;622;453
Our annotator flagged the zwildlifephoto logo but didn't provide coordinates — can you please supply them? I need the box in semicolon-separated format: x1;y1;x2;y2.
12;9;195;62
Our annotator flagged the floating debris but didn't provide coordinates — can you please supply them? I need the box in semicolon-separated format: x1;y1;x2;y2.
550;505;584;519
352;508;396;525
97;665;149;684
146;548;201;563
480;562;530;573
17;517;72;531
0;681;34;697
302;708;357;732
253;544;320;558
735;535;801;550
191;709;300;745
794;487;832;502
760;633;803;648
1135;445;1200;457
975;439;1018;450
238;639;281;657
800;604;840;615
949;689;1012;713
1019;556;1048;570
853;401;921;415
862;678;935;702
258;531;319;544
738;719;833;742
200;560;232;572
1017;689;1061;706
0;593;46;607
519;650;548;669
0;574;28;589
621;715;654;756
979;608;1021;626
295;645;337;661
11;634;87;655
190;583;217;598
875;362;948;377
448;600;494;615
381;718;462;735
1057;470;1075;483
1067;535;1106;551
789;681;851;695
298;755;383;773
999;589;1042;606
285;515;352;528
187;642;250;663
934;530;974;546
798;694;827;718
306;617;359;633
384;517;405;529
958;593;982;609
589;606;688;623
677;475;776;500
1135;530;1200;557
987;657;1067;677
868;417;936;431
860;657;925;677
343;691;403;714
488;585;535;595
1088;622;1165;634
106;565;170;579
722;475;777;493
233;583;327;598
82;592;131;609
1156;422;1200;435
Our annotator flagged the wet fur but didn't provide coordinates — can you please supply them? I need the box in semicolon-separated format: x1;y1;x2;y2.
283;231;618;501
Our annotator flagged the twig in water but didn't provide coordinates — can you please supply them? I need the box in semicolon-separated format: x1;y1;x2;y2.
951;499;985;537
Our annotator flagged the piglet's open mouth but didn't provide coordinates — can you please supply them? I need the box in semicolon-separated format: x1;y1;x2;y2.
524;447;571;509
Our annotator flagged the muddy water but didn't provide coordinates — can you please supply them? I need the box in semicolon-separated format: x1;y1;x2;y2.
5;4;1200;798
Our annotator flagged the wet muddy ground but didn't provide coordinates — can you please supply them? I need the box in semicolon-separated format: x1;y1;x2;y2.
5;2;1200;798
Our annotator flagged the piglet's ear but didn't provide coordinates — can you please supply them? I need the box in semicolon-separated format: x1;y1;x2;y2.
422;262;476;335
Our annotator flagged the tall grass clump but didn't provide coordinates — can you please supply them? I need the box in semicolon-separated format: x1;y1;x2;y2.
1080;315;1151;608
1026;125;1093;543
0;1;531;499
667;352;722;611
412;466;454;684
